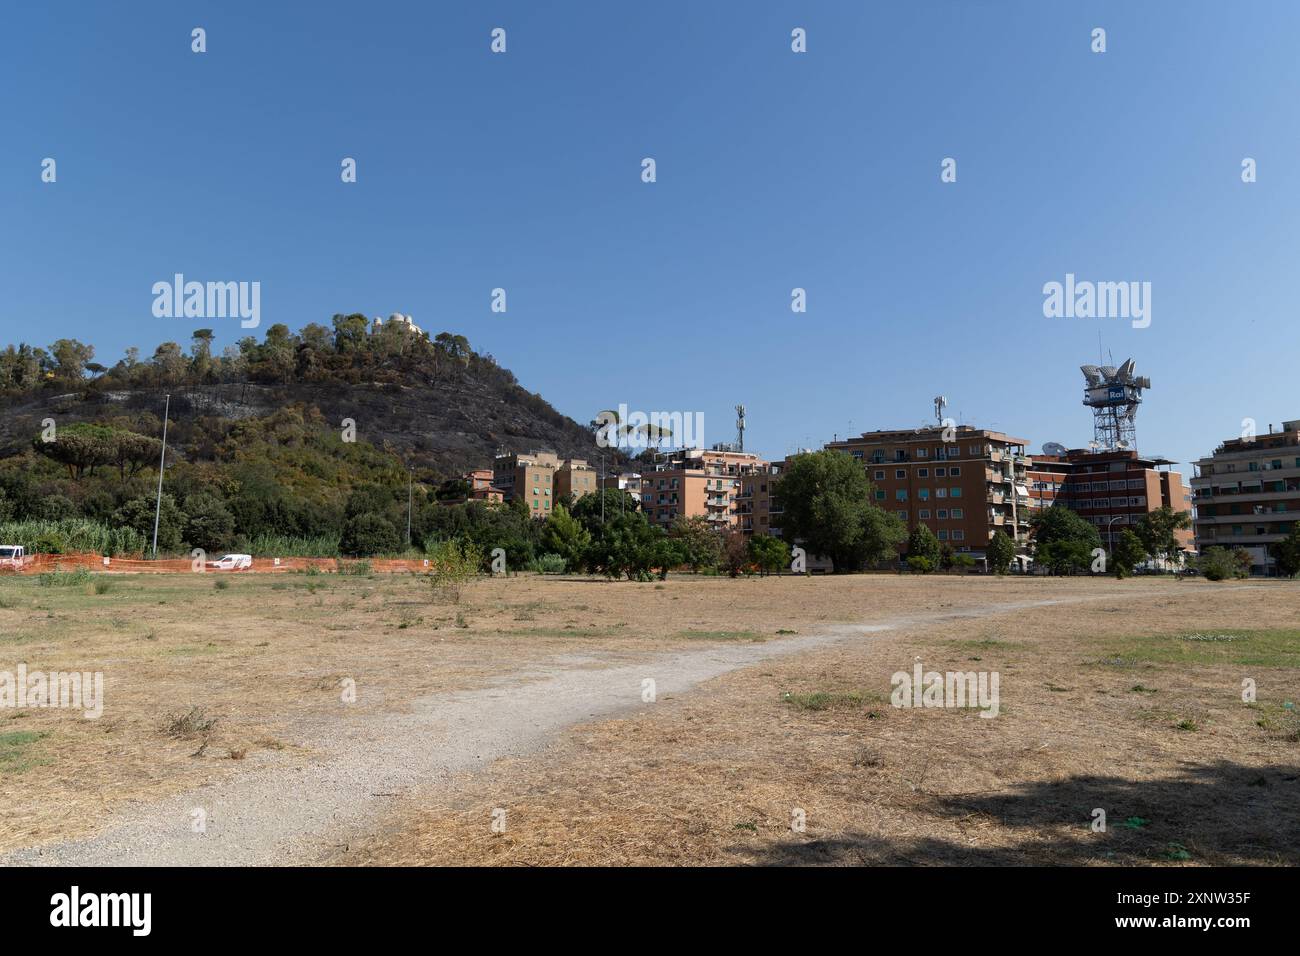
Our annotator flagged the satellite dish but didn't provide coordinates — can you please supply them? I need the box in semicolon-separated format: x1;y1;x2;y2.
1116;439;1131;449
1041;442;1068;456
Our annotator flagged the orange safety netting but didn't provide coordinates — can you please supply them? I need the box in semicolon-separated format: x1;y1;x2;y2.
0;553;436;575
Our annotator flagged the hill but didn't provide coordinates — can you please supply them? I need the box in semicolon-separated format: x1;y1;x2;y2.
0;316;621;556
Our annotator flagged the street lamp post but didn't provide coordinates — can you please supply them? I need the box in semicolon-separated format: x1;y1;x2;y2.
151;393;170;559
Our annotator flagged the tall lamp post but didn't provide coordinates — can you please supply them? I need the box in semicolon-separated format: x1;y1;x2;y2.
151;394;171;559
1106;514;1123;565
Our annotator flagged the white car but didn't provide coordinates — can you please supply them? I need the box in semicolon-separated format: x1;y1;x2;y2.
0;545;25;570
208;553;253;571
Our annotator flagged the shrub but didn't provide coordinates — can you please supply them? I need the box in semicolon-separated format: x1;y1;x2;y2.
906;555;935;574
427;539;483;603
536;553;567;574
340;512;400;557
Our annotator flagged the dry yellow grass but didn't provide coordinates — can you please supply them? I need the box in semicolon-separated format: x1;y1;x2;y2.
3;571;1296;865
338;579;1300;866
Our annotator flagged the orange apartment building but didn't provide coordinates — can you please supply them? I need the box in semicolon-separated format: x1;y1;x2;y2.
1192;419;1300;575
641;447;768;530
824;426;1032;559
1027;450;1193;556
462;468;505;503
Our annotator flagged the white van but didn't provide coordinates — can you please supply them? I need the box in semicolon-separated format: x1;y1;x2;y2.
0;545;25;570
208;553;253;571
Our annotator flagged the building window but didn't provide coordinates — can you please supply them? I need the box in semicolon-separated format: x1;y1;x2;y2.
874;470;885;480
937;530;949;541
875;490;885;501
950;466;961;476
896;489;908;501
916;448;928;458
918;468;929;477
950;487;962;498
935;468;946;477
919;509;931;519
919;488;930;500
952;530;965;541
895;469;906;479
951;508;963;519
897;510;908;520
937;509;948;519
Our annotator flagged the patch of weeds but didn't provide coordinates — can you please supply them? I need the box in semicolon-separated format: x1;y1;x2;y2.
455;613;468;629
0;730;48;773
732;821;758;833
1122;817;1149;830
213;579;230;591
228;748;247;760
1103;629;1300;668
781;690;881;711
1161;842;1192;861
38;568;91;588
163;707;217;740
1176;718;1199;732
93;579;114;595
1129;684;1158;694
677;629;765;642
776;628;797;635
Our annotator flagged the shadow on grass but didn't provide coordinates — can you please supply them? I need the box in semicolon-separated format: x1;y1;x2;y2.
737;761;1300;866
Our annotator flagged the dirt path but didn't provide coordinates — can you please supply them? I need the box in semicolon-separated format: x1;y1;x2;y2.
4;591;1168;866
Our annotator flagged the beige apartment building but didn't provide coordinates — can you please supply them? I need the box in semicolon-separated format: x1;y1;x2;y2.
493;451;600;516
554;458;597;504
1192;419;1300;575
824;426;1032;559
641;448;768;530
737;460;785;537
598;469;644;506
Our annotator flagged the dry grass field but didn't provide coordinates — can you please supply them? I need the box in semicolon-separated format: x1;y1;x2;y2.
2;569;1297;865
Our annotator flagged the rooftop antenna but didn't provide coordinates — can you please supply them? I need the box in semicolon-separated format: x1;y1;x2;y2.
735;404;746;452
934;396;947;427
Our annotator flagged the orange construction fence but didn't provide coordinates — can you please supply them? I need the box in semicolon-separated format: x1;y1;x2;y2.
0;553;436;575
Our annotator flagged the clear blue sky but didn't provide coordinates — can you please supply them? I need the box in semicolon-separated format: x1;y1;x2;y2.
4;1;1297;469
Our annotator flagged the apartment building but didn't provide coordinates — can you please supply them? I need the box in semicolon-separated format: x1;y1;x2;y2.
597;469;644;507
554;458;597;504
492;451;561;517
1191;419;1300;575
641;447;768;530
824;426;1031;559
737;460;784;537
1029;450;1193;554
462;468;504;503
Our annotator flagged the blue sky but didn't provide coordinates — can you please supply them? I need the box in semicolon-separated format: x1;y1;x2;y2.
3;1;1297;468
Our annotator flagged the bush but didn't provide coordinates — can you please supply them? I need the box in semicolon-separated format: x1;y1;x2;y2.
427;539;483;602
906;555;935;574
340;512;400;557
1197;546;1248;581
536;553;567;574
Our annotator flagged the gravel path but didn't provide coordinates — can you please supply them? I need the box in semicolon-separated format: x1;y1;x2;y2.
4;594;1154;866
